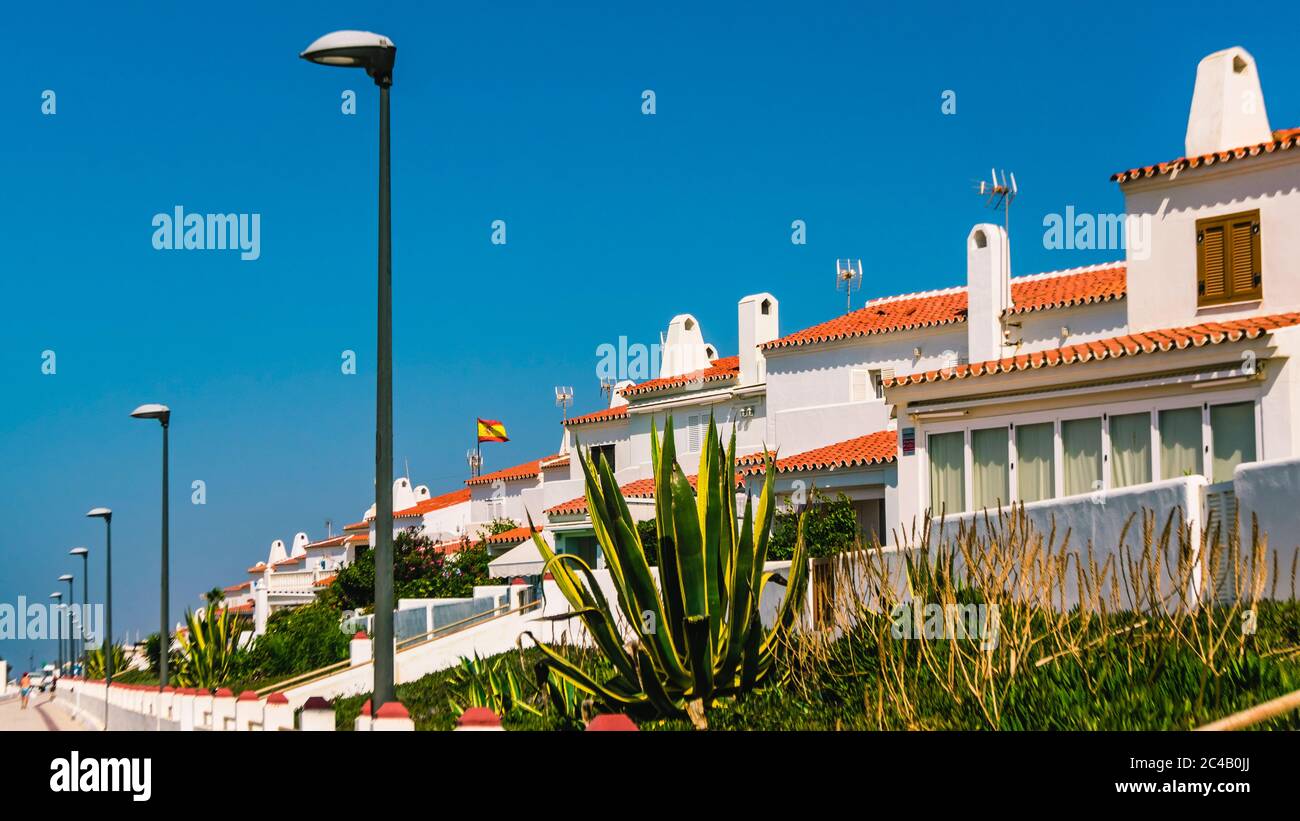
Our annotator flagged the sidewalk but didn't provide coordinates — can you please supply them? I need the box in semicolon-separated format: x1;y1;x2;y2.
0;692;86;731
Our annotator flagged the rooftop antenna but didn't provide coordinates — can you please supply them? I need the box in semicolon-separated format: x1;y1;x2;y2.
599;376;616;398
325;518;333;538
835;259;862;313
466;448;483;479
555;385;574;421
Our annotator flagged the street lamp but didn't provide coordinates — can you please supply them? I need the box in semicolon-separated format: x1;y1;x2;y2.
49;592;63;675
58;574;75;674
85;508;112;730
131;401;171;690
70;547;89;672
300;29;398;711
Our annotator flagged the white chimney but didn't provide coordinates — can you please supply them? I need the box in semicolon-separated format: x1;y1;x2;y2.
1185;47;1271;158
290;532;309;557
966;224;1010;364
609;379;634;408
737;293;779;387
659;314;712;379
267;539;287;565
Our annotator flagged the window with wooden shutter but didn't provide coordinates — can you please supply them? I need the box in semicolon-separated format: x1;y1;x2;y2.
1197;209;1261;306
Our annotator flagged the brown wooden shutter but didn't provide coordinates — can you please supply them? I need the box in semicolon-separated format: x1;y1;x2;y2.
1198;223;1227;301
1196;209;1261;306
1228;215;1262;300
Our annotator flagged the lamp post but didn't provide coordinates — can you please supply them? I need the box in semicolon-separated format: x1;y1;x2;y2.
130;404;170;688
85;508;112;730
300;29;398;711
49;592;63;675
70;548;89;672
58;574;75;674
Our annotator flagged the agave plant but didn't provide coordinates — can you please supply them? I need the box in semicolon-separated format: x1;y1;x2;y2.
526;413;809;725
83;643;128;679
173;603;246;688
447;652;539;718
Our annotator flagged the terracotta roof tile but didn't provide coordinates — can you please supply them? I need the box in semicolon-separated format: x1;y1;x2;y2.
343;521;370;533
465;457;544;487
313;575;336;587
762;265;1125;351
563;406;630;427
305;536;347;549
394;487;470;518
222;581;251;594
1112;127;1300;183
484;525;543;545
885;311;1300;387
539;453;571;469
740;431;897;476
620;357;740;397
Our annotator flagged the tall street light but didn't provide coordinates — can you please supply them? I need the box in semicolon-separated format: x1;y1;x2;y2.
131;403;170;689
49;592;63;675
58;574;75;674
300;29;398;710
70;547;89;672
85;508;112;730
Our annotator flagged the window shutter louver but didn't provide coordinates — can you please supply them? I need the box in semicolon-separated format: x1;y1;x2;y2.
1197;210;1261;306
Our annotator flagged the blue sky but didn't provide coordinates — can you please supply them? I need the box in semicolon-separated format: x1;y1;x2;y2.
2;0;1297;669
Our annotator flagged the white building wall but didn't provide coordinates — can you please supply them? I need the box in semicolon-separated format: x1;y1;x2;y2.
1121;153;1300;334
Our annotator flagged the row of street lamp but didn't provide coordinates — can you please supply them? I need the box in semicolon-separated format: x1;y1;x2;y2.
39;30;400;722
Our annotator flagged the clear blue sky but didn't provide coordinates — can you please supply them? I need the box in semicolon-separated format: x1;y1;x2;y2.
3;0;1297;669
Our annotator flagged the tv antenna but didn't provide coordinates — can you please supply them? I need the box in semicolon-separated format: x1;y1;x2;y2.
976;168;1018;243
325;518;333;538
466;448;483;478
599;377;616;398
555;386;574;421
835;259;862;313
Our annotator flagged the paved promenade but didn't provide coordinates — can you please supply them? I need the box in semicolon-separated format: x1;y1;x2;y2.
0;692;85;731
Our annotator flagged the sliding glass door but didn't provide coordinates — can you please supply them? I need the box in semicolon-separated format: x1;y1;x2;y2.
928;431;966;516
1016;422;1054;503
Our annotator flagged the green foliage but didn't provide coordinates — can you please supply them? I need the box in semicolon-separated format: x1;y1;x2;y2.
326;528;493;611
479;518;520;538
447;653;539;718
768;490;860;560
526;413;810;725
83;643;129;679
244;600;349;678
204;587;225;605
635;519;659;566
173;603;247;689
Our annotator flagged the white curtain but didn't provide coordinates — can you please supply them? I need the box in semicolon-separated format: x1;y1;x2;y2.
1211;402;1257;482
1062;418;1102;497
1159;407;1202;479
972;427;1009;511
928;432;966;516
1016;422;1054;503
1110;412;1152;488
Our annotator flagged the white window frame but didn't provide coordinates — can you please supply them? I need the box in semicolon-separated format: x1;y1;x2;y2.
920;388;1261;513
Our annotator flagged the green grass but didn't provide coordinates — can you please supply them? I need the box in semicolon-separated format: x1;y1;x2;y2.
331;600;1300;731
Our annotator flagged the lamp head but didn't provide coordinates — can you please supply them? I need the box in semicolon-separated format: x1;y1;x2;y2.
300;30;396;85
86;507;112;521
70;547;89;556
58;574;73;582
49;592;61;601
130;404;170;425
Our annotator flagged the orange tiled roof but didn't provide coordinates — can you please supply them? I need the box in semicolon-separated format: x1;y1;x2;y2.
223;581;251;594
395;487;471;518
546;477;661;517
305;536;346;549
466;458;544;487
246;562;266;574
219;601;255;615
885;312;1300;388
483;525;544;545
272;555;306;568
739;431;897;476
344;533;369;546
540;453;571;469
763;266;1125;351
313;575;336;588
343;521;370;532
564;406;631;427
620;357;741;397
1111;127;1300;184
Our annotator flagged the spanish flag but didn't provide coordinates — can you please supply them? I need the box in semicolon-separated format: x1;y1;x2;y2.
477;418;509;443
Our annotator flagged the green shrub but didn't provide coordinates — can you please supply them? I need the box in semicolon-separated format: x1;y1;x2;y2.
245;600;350;678
768;490;860;559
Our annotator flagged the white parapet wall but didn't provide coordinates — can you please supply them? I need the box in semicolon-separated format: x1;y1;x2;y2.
1233;456;1300;600
930;476;1208;611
